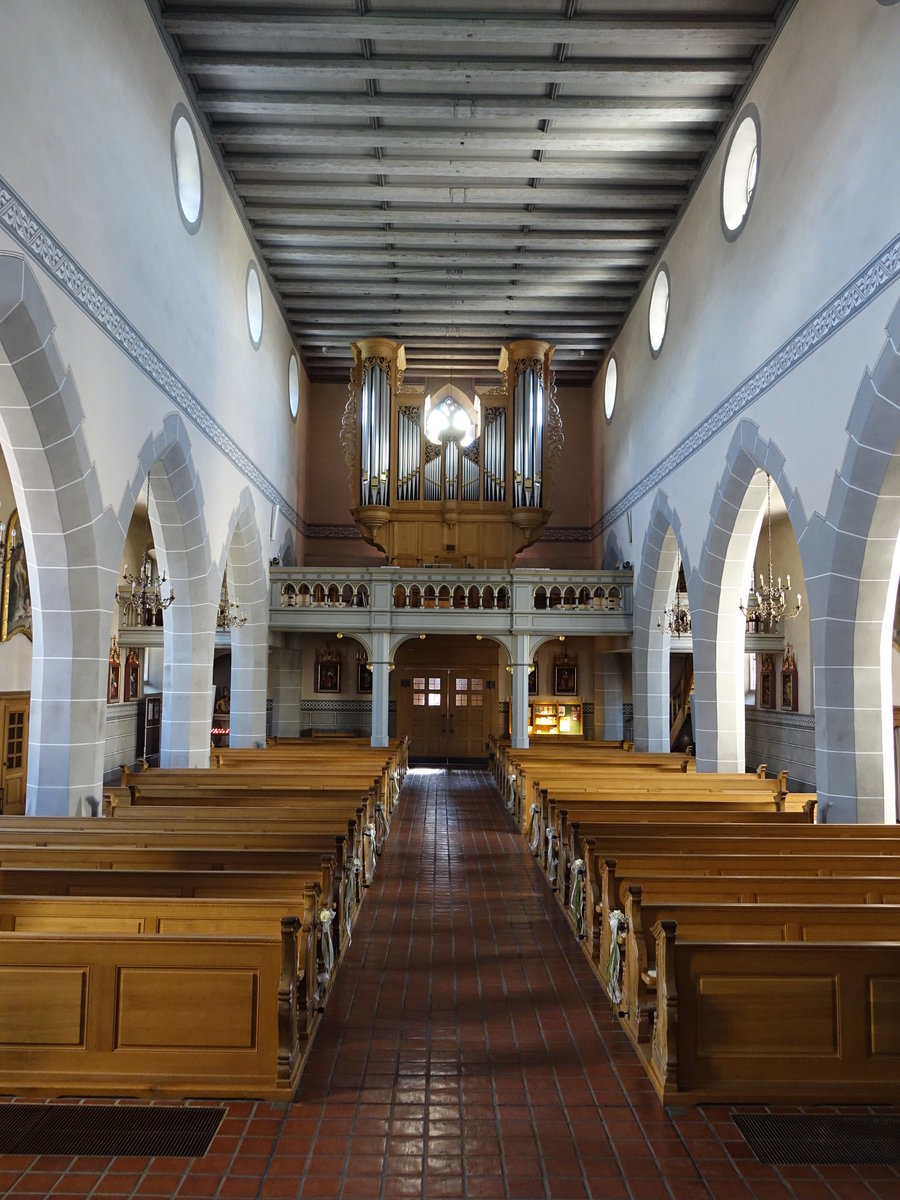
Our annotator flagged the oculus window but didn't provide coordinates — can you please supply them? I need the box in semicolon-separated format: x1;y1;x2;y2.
171;106;202;234
721;105;761;240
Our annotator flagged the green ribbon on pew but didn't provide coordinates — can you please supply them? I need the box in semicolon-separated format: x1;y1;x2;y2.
546;828;559;887
390;769;400;805
343;869;354;946
319;907;335;980
375;801;389;851
570;859;586;939
606;909;625;1003
526;803;540;852
365;823;377;880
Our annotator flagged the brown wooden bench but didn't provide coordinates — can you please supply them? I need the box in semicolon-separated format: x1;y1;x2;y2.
0;919;310;1100
647;926;900;1104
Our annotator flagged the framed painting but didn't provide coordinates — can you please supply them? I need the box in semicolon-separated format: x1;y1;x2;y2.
107;659;121;704
316;657;341;693
1;510;32;642
554;664;577;696
123;649;141;703
759;654;776;709
528;662;538;695
357;660;372;693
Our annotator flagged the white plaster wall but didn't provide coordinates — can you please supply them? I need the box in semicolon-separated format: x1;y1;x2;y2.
0;0;305;569
598;0;900;572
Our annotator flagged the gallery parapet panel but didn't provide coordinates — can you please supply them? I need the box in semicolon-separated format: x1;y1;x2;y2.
268;567;633;635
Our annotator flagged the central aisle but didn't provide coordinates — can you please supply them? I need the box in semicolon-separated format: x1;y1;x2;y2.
290;768;712;1199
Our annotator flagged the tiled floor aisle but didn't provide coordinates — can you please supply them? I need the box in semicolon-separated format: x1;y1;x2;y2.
1;768;898;1199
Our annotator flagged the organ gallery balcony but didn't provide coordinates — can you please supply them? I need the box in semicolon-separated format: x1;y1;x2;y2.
269;567;634;637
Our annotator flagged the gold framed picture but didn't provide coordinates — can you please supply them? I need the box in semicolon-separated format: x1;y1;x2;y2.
1;510;32;642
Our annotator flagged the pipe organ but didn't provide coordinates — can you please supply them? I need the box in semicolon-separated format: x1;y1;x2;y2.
342;337;562;568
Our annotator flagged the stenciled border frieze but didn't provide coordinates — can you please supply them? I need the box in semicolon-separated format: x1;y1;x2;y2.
0;174;303;532
746;708;815;732
305;524;363;540
596;233;900;537
538;526;592;543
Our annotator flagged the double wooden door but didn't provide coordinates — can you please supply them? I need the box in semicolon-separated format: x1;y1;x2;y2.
0;692;29;815
401;667;494;760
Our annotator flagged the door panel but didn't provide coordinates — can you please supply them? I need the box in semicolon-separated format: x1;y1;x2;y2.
402;667;494;760
0;693;30;815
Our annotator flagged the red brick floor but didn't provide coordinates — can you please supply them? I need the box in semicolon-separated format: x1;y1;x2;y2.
1;768;898;1199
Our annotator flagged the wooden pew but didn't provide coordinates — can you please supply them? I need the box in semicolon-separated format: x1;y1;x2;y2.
0;919;312;1099
647;925;900;1104
584;849;900;964
617;887;900;1047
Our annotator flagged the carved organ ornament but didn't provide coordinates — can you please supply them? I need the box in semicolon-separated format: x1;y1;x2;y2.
341;337;562;569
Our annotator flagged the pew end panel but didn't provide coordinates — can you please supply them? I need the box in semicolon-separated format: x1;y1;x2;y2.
0;924;307;1100
647;922;900;1105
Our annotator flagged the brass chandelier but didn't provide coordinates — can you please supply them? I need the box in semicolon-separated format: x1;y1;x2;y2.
740;473;802;633
116;478;174;625
217;570;248;630
657;559;691;637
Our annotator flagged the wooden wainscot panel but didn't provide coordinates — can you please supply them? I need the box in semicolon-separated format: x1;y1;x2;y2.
0;966;86;1046
117;967;259;1049
695;975;838;1060
12;915;145;934
869;977;900;1056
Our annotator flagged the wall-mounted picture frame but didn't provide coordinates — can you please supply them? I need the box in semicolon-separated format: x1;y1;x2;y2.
759;654;776;709
781;644;798;712
316;656;341;693
1;510;32;642
357;659;372;693
107;660;120;704
123;649;141;703
528;662;538;694
554;663;577;696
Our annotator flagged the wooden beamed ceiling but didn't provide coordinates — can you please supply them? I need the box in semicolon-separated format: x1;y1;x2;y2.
153;1;791;388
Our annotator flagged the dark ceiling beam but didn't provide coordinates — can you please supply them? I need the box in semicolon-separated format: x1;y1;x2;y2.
265;246;650;267
197;91;733;125
242;206;673;231
233;181;689;206
254;228;659;251
226;155;699;183
164;12;774;49
271;269;639;290
179;53;752;89
214;125;715;155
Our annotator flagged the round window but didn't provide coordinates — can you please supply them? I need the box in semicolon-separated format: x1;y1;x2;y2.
246;263;263;349
170;106;202;234
289;353;300;420
604;355;618;422
648;266;670;356
721;105;760;239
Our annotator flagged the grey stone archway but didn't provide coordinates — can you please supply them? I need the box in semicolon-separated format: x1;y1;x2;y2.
0;255;119;814
803;300;900;822
220;487;269;747
694;422;807;775
632;491;692;752
122;415;215;767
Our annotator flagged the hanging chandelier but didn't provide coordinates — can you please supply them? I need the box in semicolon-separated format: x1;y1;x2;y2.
217;571;248;630
740;473;802;633
657;559;691;637
115;478;174;626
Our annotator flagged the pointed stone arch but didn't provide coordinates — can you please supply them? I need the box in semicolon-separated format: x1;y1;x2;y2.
632;491;692;752
218;487;269;747
694;421;807;774
123;414;215;767
803;300;900;822
0;255;119;813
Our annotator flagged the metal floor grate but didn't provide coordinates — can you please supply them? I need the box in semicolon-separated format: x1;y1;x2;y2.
0;1103;224;1157
733;1113;900;1165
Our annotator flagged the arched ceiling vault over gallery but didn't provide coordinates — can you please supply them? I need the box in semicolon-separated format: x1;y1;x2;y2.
148;0;793;388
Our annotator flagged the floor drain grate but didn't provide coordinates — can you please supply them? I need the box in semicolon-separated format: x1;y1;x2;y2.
732;1113;900;1165
0;1103;224;1157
